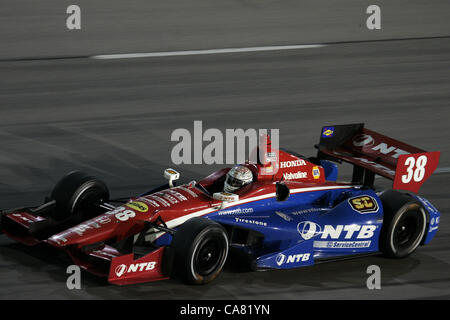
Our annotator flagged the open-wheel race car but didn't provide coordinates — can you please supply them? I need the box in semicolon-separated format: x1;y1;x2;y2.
0;123;441;285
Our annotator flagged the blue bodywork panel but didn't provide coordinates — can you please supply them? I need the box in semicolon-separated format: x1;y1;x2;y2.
413;195;441;245
206;187;385;269
155;184;440;270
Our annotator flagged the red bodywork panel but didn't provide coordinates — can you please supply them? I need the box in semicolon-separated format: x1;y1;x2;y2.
393;151;440;193
1;211;45;245
108;247;168;285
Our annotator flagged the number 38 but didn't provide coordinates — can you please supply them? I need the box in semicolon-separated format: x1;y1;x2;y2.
401;155;427;183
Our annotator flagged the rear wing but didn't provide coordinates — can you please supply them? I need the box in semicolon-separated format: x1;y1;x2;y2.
316;124;440;193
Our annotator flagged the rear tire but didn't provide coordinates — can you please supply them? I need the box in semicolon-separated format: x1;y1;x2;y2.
50;171;109;221
171;217;229;285
379;190;427;258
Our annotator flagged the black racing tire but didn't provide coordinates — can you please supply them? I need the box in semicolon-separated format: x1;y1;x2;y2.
50;171;109;221
379;190;427;258
170;217;229;285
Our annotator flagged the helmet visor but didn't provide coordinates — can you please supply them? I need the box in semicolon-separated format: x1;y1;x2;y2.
225;175;246;189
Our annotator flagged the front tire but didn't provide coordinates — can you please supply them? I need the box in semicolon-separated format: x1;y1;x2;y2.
171;217;229;285
379;190;427;258
50;171;109;221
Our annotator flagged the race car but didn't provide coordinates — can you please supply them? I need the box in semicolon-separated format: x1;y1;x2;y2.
0;123;441;285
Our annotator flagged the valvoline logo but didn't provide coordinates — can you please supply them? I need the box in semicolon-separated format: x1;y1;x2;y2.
322;126;335;138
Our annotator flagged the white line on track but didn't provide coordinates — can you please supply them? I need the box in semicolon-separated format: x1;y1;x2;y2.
435;167;450;174
91;44;326;60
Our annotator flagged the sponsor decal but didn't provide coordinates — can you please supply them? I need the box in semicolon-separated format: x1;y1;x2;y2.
297;221;378;241
126;201;149;213
276;253;310;266
178;186;198;198
70;215;112;236
312;166;320;179
115;264;127;277
428;215;440;233
112;207;136;222
280;159;307;169
234;217;267;227
321;224;377;239
167;189;188;201
162;193;178;204
297;221;322;240
140;198;160;208
115;261;157;277
265;165;273;173
283;171;307;180
321;126;335;138
266;152;277;161
218;207;254;215
416;196;438;214
291;208;328;215
348;195;379;214
314;240;372;249
276;253;286;266
352;134;375;148
352;134;409;159
11;213;33;224
51;236;68;245
150;195;170;207
275;211;293;222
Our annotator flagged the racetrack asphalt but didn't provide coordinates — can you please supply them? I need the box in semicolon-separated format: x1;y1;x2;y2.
0;1;449;300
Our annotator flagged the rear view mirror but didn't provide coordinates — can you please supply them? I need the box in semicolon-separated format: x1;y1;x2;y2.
164;168;180;188
276;182;290;202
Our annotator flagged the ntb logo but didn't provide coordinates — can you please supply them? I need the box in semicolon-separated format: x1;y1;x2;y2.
276;253;310;266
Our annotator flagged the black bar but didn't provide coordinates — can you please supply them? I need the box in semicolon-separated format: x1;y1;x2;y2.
352;165;365;184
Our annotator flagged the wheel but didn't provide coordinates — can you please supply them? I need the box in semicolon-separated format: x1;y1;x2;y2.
379;190;427;258
50;171;109;221
170;217;229;285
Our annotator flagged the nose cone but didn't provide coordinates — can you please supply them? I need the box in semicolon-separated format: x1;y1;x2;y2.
48;201;157;248
48;213;119;248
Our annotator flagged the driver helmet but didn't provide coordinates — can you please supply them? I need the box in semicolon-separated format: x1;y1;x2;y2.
224;165;253;193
